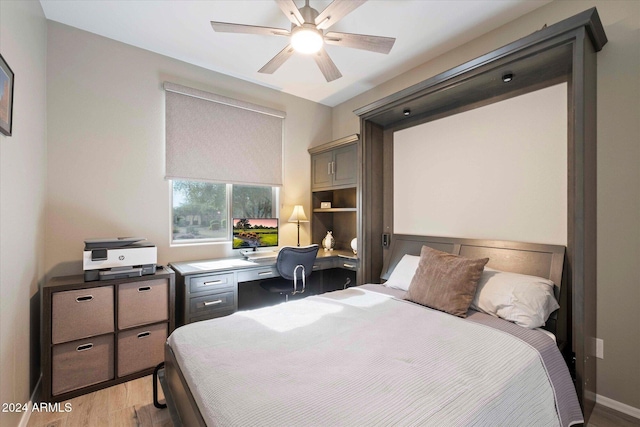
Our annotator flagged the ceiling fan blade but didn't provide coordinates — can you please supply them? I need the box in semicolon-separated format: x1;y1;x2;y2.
258;44;296;74
211;21;290;37
324;31;395;54
275;0;305;26
313;47;342;82
315;0;367;30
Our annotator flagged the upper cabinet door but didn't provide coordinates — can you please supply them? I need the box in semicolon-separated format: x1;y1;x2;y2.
311;151;334;190
331;144;357;188
311;143;357;190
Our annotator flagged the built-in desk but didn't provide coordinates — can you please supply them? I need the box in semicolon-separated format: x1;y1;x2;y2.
170;250;358;326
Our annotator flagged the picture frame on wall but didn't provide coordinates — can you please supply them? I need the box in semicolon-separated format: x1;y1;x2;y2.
0;53;15;136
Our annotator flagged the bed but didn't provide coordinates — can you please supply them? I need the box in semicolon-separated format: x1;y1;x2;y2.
160;235;582;426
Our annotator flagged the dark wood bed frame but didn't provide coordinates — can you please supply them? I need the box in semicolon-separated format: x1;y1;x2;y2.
159;234;566;426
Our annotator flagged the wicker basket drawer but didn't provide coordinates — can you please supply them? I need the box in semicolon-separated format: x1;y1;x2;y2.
117;323;167;377
118;279;168;329
52;286;114;344
52;334;114;396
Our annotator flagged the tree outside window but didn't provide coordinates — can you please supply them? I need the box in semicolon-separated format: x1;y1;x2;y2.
172;180;277;244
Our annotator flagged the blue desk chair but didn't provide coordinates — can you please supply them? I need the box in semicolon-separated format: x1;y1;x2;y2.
260;245;319;302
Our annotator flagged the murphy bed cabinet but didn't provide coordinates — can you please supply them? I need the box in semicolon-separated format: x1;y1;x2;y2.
309;134;361;284
41;267;175;402
352;9;606;418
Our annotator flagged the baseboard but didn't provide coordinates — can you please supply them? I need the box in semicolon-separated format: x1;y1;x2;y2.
596;394;640;420
18;376;41;427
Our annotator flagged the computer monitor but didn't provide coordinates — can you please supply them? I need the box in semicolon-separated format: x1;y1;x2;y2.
232;218;279;251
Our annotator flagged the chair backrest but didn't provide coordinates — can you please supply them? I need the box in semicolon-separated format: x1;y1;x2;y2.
276;245;319;281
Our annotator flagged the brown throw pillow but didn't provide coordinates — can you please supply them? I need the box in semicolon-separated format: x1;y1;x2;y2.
405;246;489;318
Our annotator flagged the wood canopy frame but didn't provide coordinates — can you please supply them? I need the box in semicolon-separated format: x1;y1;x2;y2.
353;8;607;420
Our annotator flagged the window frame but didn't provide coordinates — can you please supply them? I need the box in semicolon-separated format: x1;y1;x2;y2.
170;180;279;247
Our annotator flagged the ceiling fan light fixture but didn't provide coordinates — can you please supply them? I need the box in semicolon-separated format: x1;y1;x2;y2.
211;0;394;82
291;25;323;54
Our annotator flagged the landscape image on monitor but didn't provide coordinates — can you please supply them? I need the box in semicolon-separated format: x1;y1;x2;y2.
232;218;279;249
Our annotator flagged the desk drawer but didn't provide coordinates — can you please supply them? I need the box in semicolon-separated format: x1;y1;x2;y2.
313;258;336;271
189;290;235;318
52;286;114;344
339;260;358;271
189;273;235;294
237;266;279;282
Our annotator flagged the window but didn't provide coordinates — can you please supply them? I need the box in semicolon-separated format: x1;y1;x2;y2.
172;180;278;244
165;84;284;245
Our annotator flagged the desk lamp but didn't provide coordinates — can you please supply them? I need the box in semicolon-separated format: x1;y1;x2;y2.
288;205;309;247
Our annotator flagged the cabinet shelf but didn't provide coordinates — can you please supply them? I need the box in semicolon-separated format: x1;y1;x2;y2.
309;136;359;260
313;207;357;213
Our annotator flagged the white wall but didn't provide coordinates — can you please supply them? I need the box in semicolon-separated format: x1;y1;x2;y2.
332;0;640;412
0;1;47;426
46;22;332;278
394;84;567;245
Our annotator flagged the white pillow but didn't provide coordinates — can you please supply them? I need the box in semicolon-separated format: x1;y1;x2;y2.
383;254;420;291
471;267;560;329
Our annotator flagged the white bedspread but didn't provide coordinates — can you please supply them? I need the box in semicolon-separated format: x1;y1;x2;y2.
168;287;578;426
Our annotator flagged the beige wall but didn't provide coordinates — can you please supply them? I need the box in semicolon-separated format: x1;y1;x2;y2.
0;1;47;426
45;22;332;278
331;0;640;411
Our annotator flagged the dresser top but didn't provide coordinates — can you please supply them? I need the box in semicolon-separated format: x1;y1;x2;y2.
44;266;174;290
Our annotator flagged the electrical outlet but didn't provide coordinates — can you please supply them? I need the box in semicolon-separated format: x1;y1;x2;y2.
596;338;604;359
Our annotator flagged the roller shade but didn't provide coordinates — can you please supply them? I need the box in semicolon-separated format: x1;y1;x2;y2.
164;82;285;186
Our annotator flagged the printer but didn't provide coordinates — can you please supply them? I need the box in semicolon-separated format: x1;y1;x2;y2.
83;237;157;281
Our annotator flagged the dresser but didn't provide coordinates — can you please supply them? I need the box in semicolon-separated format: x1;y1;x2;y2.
175;267;238;324
41;267;175;402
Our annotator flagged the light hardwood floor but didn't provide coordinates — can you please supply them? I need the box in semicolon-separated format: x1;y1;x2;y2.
27;376;170;427
27;376;639;427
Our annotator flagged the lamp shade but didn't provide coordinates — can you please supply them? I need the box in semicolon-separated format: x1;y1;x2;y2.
288;205;309;223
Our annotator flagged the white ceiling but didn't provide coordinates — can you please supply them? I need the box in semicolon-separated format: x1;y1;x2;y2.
39;0;551;107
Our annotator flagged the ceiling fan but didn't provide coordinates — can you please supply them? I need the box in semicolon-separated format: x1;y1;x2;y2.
210;0;396;82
